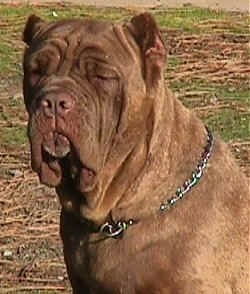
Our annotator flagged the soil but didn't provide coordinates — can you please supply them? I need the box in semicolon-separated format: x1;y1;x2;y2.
1;0;249;12
0;3;249;293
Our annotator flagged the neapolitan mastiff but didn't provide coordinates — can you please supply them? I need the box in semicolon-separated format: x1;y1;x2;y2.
22;13;249;293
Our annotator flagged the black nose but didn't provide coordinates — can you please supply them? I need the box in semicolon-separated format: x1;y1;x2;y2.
40;93;74;117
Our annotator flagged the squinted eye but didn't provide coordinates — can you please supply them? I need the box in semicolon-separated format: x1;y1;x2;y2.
86;62;118;93
30;67;43;85
26;47;59;86
26;56;47;86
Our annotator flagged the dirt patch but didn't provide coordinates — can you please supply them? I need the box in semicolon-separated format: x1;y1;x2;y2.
0;4;249;293
1;0;249;12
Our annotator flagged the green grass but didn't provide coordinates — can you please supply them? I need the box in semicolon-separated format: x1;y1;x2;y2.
0;4;248;76
170;80;250;106
0;4;129;22
0;3;249;291
0;4;131;77
167;56;182;70
0;43;15;73
169;78;250;141
217;87;250;105
205;109;250;141
0;3;249;149
0;126;27;147
155;7;229;32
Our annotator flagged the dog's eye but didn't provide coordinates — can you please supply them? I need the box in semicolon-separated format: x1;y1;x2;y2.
25;64;42;86
86;62;117;79
86;62;118;94
26;57;46;86
26;50;57;86
91;74;118;98
92;74;116;82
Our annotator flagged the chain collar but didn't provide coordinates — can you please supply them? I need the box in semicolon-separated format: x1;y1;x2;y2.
99;219;135;238
159;127;213;212
99;127;214;239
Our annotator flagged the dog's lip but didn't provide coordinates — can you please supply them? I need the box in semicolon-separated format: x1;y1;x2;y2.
42;132;71;159
65;149;97;192
43;144;70;158
77;166;97;192
40;135;98;191
38;156;62;187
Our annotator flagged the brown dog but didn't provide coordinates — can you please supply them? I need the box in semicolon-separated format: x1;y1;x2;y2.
22;13;249;293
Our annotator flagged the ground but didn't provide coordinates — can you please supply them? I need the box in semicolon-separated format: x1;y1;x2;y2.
1;0;249;12
0;3;249;294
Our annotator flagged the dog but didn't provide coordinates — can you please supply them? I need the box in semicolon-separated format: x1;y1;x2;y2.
22;13;249;293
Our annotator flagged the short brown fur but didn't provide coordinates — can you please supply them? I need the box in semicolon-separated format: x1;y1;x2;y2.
22;13;249;293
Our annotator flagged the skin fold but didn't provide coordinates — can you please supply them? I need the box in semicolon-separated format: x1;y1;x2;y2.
22;13;249;294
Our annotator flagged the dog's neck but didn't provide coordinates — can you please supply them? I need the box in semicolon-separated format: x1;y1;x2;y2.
104;88;207;225
58;84;206;227
79;119;153;224
77;79;175;223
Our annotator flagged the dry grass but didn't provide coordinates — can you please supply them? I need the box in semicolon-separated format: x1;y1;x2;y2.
0;4;249;293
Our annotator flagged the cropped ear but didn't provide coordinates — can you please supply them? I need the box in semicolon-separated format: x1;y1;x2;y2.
23;14;46;46
128;13;166;87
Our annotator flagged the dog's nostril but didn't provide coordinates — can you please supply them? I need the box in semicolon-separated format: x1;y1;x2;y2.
41;99;52;109
40;94;74;117
40;98;54;118
57;94;74;114
59;99;73;110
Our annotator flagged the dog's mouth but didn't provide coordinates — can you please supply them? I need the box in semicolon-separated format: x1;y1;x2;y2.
39;132;97;193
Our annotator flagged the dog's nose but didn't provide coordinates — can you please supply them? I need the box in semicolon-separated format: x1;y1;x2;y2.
40;93;74;117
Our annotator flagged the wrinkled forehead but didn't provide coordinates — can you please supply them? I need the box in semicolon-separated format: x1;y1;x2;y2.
28;19;139;70
40;19;112;39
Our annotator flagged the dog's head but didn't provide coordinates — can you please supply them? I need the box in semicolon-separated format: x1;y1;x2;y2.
23;13;166;212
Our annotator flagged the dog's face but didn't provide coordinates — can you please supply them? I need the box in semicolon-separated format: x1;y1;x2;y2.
23;14;166;199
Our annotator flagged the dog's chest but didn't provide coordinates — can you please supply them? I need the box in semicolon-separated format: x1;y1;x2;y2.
60;211;134;285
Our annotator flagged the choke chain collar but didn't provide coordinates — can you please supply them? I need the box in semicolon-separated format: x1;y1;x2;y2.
99;127;214;239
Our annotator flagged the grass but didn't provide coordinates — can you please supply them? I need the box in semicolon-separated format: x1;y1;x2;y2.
155;7;229;32
0;5;131;78
0;126;27;147
174;81;250;141
0;3;248;151
0;3;249;293
218;88;250;105
0;4;249;72
205;109;249;141
167;56;183;69
0;43;15;73
0;3;248;147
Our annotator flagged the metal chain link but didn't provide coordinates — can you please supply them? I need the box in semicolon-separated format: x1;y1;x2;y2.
99;127;213;238
159;127;213;212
